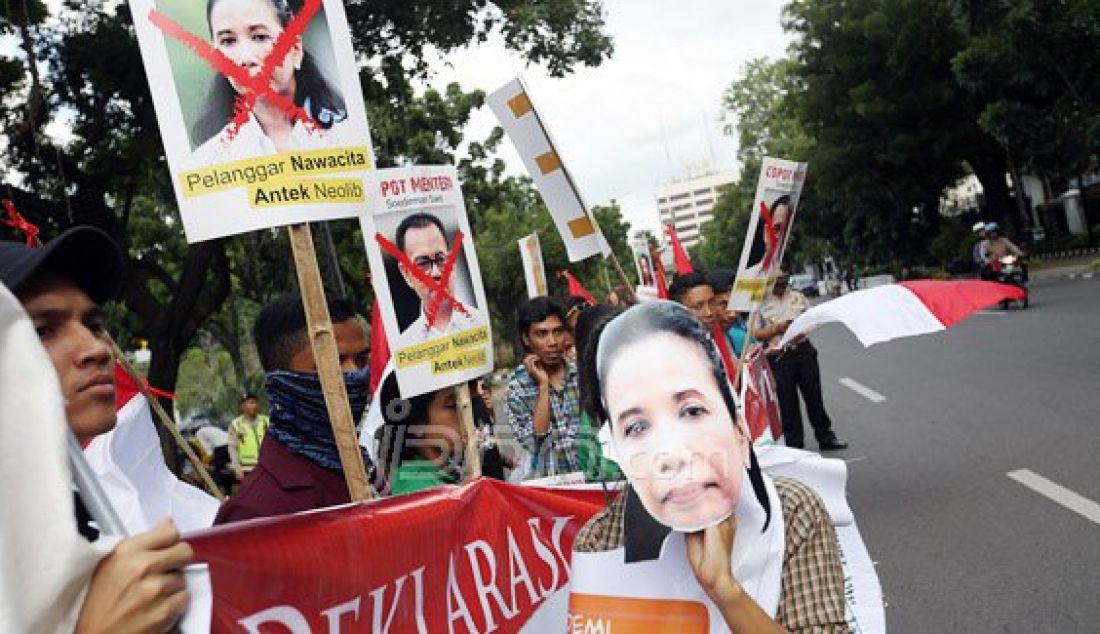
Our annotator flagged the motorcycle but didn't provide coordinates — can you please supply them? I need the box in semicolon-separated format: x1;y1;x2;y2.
990;254;1029;309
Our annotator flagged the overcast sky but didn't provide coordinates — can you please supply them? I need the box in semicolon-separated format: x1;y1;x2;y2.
426;0;790;234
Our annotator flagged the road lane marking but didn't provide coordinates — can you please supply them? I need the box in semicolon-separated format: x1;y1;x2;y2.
839;377;886;403
974;310;1007;316
1007;469;1100;526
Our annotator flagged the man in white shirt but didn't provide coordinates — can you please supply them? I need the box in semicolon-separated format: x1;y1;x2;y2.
395;212;479;341
753;271;847;451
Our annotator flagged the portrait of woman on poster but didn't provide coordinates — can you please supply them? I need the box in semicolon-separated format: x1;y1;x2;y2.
637;254;655;287
743;194;794;276
573;301;848;632
192;0;349;158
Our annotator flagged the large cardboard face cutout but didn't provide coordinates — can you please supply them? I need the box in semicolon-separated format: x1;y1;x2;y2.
598;303;750;532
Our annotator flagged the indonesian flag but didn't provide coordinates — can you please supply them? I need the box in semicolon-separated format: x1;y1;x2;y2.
740;347;783;442
82;366;219;535
780;280;1027;348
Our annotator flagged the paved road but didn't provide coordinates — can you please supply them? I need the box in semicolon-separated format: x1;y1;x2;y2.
807;276;1100;631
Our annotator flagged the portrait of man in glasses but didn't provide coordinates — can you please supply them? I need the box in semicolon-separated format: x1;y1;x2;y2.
394;211;480;341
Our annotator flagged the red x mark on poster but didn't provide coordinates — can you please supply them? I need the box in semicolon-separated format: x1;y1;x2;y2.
375;230;471;329
147;0;322;140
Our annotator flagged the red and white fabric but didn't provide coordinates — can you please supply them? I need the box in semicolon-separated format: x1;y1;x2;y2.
779;280;1027;348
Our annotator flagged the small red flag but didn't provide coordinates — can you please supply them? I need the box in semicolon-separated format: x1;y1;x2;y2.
665;223;694;275
558;270;597;306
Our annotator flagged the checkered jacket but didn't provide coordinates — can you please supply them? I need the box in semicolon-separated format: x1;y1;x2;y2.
574;476;850;633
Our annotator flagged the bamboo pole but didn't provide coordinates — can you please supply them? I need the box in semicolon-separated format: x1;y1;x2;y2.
454;383;482;478
288;224;372;501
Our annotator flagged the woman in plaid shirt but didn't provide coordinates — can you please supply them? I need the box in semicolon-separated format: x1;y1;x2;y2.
573;301;849;632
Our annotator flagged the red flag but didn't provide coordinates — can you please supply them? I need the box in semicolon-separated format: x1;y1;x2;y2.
665;223;693;275
712;323;738;385
1;199;41;247
648;242;670;299
558;270;597;305
368;300;389;393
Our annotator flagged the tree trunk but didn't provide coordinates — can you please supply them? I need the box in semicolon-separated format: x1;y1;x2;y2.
968;152;1014;226
139;240;230;472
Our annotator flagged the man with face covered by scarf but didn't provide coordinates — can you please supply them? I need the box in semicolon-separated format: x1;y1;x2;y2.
215;294;371;524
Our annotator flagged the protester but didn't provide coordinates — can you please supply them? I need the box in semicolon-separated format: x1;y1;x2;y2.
505;296;582;478
193;0;349;156
571;304;624;482
705;268;736;330
374;374;470;495
228;392;269;482
573;300;847;631
753;272;847;451
214;293;371;524
470;378;510;481
394;212;479;341
668;270;717;328
607;283;634;306
705;268;757;358
560;294;589;360
0;228;193;631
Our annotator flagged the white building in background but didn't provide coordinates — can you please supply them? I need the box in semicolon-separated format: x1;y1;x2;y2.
656;170;737;249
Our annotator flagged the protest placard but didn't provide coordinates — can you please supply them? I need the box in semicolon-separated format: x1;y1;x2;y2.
518;233;549;298
127;0;373;242
632;237;658;290
727;157;808;311
360;165;493;398
487;77;610;263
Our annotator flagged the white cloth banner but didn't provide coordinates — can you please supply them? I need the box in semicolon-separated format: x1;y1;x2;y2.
518;233;549;298
780;283;945;348
487;77;610;262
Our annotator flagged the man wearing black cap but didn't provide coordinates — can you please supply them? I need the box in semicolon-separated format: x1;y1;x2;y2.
0;227;193;631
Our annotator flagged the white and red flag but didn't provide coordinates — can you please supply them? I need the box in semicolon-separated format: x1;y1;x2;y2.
82;366;219;535
779;280;1027;348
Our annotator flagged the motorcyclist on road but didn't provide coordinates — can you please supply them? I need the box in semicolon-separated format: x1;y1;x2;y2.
980;222;1026;281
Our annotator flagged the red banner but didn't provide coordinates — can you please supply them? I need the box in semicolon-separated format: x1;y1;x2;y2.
189;479;607;632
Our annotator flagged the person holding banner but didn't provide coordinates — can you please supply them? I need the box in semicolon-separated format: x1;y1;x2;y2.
668;271;718;329
754;272;847;451
193;0;349;157
572;301;847;631
373;374;466;495
505;297;582;479
0;229;194;632
215;293;371;524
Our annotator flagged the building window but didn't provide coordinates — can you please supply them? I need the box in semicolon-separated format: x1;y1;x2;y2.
694;198;714;207
669;192;691;201
693;188;712;196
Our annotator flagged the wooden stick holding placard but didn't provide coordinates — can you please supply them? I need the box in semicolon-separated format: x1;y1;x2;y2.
454;383;482;478
287;223;372;501
109;337;225;501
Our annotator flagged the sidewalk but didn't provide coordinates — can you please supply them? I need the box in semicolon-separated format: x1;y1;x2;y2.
1030;255;1096;280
